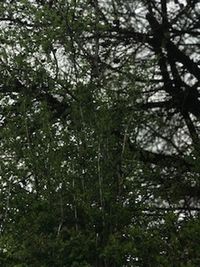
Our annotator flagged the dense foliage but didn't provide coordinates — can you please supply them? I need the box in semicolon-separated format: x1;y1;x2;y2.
0;0;200;266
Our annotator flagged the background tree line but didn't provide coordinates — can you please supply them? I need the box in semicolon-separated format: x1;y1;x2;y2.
0;0;200;266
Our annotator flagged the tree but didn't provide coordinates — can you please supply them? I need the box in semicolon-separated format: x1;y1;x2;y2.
0;0;200;266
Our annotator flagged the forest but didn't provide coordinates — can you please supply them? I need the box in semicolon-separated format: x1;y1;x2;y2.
0;0;200;266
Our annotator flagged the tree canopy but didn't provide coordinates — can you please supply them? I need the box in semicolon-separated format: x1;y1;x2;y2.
0;0;200;266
